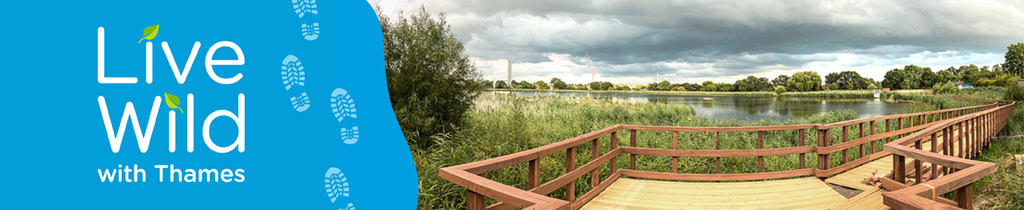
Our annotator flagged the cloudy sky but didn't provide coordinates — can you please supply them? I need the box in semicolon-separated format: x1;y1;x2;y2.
369;0;1024;85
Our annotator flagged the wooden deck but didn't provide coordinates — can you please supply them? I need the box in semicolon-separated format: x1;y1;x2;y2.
580;177;848;210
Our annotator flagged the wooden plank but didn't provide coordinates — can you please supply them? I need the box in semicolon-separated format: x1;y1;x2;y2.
467;189;486;210
620;146;816;158
619;168;815;181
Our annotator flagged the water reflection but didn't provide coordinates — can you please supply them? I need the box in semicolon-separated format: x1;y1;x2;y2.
485;91;914;121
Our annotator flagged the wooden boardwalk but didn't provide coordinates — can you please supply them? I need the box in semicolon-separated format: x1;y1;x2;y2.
580;177;848;210
581;137;956;210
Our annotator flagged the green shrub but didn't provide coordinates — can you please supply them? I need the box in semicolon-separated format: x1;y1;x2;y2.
932;81;957;94
1005;84;1024;102
381;7;485;150
775;86;786;95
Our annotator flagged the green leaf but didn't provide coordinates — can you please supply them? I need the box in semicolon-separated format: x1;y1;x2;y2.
138;24;160;43
164;92;183;113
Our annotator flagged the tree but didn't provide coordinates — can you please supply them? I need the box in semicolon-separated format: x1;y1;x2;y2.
937;67;960;84
658;80;672;91
1005;42;1024;77
481;80;493;88
588;81;601;90
789;71;822;92
518;80;535;89
601;81;614;90
700;81;716;91
735;75;771;91
882;68;904;89
825;71;867;90
772;75;791;88
494;80;507;89
550;77;568;90
535;80;549;90
381;6;484;150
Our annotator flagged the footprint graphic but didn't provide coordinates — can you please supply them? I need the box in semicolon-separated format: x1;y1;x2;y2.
339;203;355;210
331;88;357;122
290;92;311;112
281;55;305;90
324;167;350;203
340;127;358;145
301;23;320;41
292;0;318;18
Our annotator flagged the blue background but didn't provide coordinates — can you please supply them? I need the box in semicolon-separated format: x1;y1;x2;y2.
0;1;417;209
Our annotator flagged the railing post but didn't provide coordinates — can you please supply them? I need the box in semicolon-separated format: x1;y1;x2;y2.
870;121;876;154
630;130;636;170
914;138;922;184
671;132;679;173
591;138;599;188
885;119;891;143
930;132;938;180
529;159;540;189
467;189;485;210
895;154;906;184
958;121;964;158
898;117;904;138
956;183;973;209
565;147;575;201
715;132;721;174
610;131;617;172
757;131;764;173
799;129;805;169
842;126;849;164
859;123;865;158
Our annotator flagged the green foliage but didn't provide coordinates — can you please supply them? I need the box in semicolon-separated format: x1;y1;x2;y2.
775;86;786;95
534;80;549;90
932;81;957;94
1005;84;1024;102
977;74;1019;87
824;71;868;90
1006;42;1024;77
868;84;878;90
772;75;790;88
494;80;507;88
735;75;772;91
700;80;716;91
550;78;568;89
883;65;937;90
789;71;822;92
380;6;484;150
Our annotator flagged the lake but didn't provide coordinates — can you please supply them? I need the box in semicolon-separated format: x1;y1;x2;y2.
485;91;917;121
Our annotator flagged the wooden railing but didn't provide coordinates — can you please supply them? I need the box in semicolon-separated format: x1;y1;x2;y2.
438;96;1013;210
881;99;1015;209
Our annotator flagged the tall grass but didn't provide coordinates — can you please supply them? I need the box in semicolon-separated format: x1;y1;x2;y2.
413;95;927;209
973;137;1024;210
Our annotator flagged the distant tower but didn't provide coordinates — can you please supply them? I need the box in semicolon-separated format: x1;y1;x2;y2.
493;59;512;88
587;52;595;83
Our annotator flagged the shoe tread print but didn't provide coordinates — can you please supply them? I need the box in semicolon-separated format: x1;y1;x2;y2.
340;127;358;145
340;203;355;210
292;0;318;18
324;167;349;203
281;55;305;90
331;88;356;122
301;23;320;41
290;92;311;112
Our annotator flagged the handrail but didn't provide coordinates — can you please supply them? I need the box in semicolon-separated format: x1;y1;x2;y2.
881;99;1015;209
439;95;1012;210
